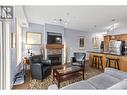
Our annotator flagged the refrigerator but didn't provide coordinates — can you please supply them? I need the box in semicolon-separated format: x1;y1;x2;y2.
109;40;124;55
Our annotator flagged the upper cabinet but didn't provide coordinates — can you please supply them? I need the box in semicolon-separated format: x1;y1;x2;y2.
104;34;127;51
110;34;127;41
104;35;111;51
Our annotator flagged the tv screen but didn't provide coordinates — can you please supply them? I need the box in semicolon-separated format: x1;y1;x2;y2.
47;32;62;44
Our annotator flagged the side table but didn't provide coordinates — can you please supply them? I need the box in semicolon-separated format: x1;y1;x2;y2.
23;57;30;80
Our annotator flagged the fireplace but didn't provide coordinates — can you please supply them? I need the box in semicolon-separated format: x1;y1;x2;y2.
48;54;62;65
47;49;62;65
46;32;63;65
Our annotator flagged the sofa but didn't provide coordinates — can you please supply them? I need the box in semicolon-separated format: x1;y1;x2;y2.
48;68;127;90
29;55;52;80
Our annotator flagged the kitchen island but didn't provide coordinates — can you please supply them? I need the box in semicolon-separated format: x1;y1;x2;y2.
87;51;127;72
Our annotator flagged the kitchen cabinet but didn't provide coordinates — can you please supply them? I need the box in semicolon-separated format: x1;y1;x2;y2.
104;35;111;51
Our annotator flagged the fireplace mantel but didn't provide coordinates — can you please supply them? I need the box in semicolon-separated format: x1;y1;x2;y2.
46;44;64;49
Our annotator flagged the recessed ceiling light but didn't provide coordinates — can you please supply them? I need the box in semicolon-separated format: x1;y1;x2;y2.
66;12;70;16
53;17;68;25
112;18;116;22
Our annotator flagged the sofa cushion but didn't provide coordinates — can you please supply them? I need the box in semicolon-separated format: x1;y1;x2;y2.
62;80;96;90
88;73;121;89
104;68;127;80
107;79;127;90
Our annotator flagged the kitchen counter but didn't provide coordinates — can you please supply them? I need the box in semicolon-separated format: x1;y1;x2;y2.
87;50;127;72
87;51;126;56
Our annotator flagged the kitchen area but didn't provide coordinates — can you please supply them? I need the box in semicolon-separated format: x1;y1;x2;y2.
88;33;127;72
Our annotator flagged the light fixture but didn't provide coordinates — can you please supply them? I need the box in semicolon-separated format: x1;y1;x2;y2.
53;17;68;25
53;12;70;25
112;19;115;32
105;18;119;32
94;25;97;34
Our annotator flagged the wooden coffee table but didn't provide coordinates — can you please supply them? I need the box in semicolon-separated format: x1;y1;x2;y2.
53;65;84;88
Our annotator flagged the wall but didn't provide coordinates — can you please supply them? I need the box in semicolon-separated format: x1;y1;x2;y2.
26;23;44;55
27;23;44;32
10;20;17;88
10;6;28;88
64;28;105;60
64;28;87;61
81;31;107;59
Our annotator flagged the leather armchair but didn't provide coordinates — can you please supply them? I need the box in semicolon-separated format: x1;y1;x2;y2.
71;52;86;68
29;55;51;80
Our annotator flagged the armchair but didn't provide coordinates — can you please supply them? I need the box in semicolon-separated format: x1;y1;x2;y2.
71;52;86;68
29;55;51;80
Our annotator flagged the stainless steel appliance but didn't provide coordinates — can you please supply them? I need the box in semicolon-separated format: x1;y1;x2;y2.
109;40;123;55
124;41;127;55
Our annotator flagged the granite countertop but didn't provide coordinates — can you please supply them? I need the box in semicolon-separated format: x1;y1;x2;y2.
87;50;126;56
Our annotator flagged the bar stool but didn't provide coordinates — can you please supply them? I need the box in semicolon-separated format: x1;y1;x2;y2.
92;55;103;69
106;57;120;70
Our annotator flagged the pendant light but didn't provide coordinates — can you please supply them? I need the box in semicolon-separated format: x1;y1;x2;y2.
112;19;116;32
111;19;116;39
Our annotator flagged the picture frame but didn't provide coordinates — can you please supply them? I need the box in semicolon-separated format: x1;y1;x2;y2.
11;32;16;48
78;36;85;49
92;36;100;49
26;32;42;45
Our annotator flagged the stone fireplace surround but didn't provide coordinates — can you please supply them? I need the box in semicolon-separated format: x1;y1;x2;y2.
47;48;62;65
47;49;62;55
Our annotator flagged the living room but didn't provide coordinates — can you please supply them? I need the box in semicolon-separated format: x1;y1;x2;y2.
1;5;127;90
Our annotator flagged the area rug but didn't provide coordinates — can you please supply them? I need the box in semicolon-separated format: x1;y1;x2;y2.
27;65;102;89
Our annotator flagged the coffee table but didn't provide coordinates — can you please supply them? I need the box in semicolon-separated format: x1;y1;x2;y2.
53;65;84;88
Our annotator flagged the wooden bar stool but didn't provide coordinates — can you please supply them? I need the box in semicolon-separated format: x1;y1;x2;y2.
92;55;103;69
106;57;120;70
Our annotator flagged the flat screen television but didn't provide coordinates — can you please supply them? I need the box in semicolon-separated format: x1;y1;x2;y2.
47;32;62;44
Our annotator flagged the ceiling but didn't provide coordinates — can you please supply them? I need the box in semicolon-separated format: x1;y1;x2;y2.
23;6;127;32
